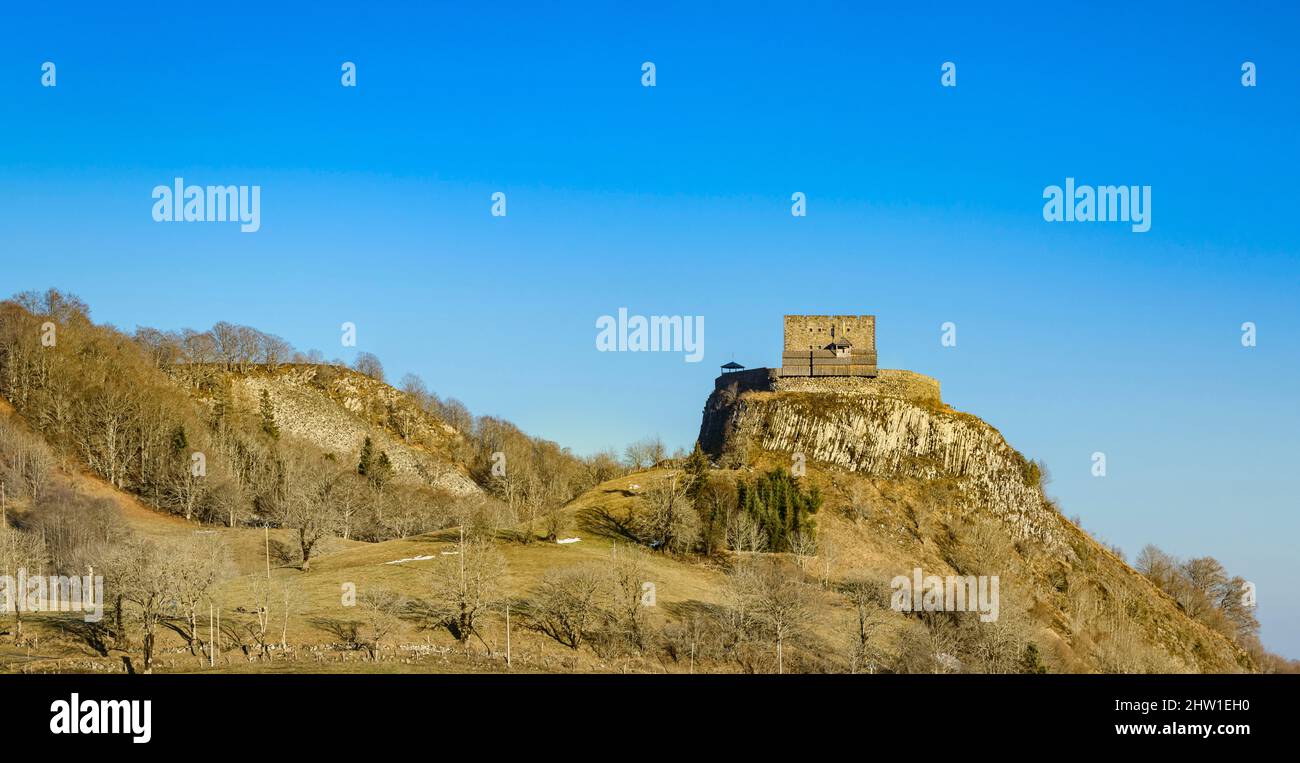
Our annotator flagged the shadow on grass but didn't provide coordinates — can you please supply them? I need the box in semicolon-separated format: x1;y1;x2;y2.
661;598;726;623
575;505;639;543
309;617;361;648
42;616;112;657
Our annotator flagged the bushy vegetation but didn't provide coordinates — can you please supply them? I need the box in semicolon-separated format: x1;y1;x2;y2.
621;446;823;558
1132;544;1279;668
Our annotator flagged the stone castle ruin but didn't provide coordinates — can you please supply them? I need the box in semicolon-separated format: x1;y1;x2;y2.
780;314;878;377
717;314;940;403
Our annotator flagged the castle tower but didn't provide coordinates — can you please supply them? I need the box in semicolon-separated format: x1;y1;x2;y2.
780;315;877;377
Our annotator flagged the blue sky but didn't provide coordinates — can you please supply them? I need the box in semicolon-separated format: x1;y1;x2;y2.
2;1;1298;657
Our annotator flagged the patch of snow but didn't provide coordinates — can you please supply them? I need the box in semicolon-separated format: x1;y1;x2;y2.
383;554;436;565
556;537;581;544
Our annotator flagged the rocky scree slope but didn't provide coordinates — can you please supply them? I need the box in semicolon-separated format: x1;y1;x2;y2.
183;364;481;497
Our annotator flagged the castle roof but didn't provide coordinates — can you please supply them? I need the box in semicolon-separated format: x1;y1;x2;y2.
721;361;745;370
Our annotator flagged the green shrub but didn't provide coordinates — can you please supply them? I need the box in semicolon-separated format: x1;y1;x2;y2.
735;467;822;552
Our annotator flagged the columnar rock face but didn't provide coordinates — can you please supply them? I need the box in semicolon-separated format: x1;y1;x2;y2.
707;379;1253;670
700;375;1065;551
699;369;1250;673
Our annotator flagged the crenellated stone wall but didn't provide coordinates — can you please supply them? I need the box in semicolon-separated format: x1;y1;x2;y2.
713;367;779;392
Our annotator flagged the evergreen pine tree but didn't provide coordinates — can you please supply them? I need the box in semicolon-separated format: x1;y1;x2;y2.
211;383;233;431
736;467;822;552
169;424;188;454
358;436;374;477
1021;643;1048;674
684;442;709;501
258;390;280;439
373;450;393;488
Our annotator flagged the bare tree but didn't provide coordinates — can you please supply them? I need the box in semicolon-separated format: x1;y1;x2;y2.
0;524;46;641
0;418;55;503
429;532;506;645
1181;556;1230;619
243;576;274;660
1135;544;1177;591
77;383;133;489
623;436;665;470
531;563;606;650
841;577;889;673
635;472;698;554
438;397;473;435
165;453;207;521
358;589;406;661
205;470;245;529
259;333;293;370
519;471;548;543
108;536;187;673
726;509;765;554
1218;574;1260;642
326;469;368;541
816;537;838;589
788;531;817;572
840;479;876;523
352;352;385;382
732;558;813;674
268;445;339;571
694;473;735;556
581;449;625;489
446;493;510;541
181;329;219;366
167;537;231;663
540;475;569;542
211;322;241;371
400;373;429;407
608;545;651;653
278;578;305;651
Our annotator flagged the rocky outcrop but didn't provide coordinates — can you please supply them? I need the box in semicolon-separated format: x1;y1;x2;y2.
700;380;1066;551
697;373;1254;672
224;366;481;497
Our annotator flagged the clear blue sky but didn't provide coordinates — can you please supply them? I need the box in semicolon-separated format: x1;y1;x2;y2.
2;1;1297;657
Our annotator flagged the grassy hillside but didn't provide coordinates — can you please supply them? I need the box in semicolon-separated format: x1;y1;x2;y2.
699;387;1254;673
0;435;1251;675
0;290;1272;674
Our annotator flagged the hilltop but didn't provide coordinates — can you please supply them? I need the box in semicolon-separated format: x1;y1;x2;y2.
698;367;1252;672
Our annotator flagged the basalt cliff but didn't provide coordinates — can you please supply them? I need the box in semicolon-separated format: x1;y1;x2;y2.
699;367;1251;673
